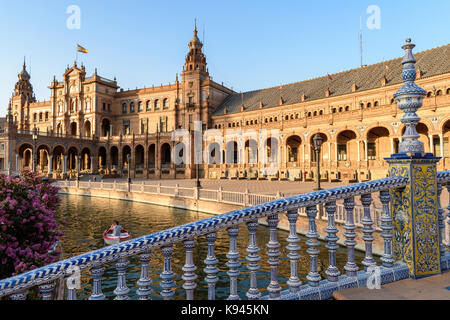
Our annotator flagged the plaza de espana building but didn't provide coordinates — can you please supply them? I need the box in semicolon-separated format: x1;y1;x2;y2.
0;27;449;183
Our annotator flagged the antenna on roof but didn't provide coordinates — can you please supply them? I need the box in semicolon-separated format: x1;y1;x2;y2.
359;16;363;67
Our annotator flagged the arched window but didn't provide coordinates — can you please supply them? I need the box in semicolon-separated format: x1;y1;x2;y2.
339;107;343;112
285;115;289;120
436;90;442;96
154;99;160;110
138;101;143;112
427;92;432;98
163;98;169;110
130;102;135;113
122;103;127;114
146;101;151;111
374;101;379;107
345;106;350;111
367;102;372;108
313;111;317;116
446;88;450;95
33;113;37;122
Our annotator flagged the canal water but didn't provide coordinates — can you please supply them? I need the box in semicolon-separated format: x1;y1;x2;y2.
55;194;368;300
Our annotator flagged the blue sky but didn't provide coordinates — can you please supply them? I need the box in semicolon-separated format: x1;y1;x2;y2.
0;0;449;115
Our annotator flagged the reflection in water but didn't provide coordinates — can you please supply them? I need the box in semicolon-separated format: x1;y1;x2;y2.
55;194;369;300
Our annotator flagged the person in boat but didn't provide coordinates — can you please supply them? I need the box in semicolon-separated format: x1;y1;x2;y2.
107;221;128;236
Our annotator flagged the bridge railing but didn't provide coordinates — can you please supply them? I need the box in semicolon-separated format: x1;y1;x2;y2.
1;172;448;300
0;175;409;299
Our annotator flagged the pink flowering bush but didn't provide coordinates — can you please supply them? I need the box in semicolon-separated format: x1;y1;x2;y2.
0;170;63;279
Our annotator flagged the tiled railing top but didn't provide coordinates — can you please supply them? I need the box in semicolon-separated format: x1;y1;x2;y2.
437;171;450;183
0;176;408;296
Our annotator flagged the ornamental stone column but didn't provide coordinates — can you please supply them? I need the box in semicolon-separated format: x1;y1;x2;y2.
386;39;441;278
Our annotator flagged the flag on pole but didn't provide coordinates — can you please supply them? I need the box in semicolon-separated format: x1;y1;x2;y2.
77;44;88;54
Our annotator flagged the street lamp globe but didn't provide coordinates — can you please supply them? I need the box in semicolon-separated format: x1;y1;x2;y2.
313;133;323;151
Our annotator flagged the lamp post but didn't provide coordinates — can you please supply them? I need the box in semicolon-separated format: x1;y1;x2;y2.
127;154;131;184
76;155;80;181
32;127;38;173
313;133;323;191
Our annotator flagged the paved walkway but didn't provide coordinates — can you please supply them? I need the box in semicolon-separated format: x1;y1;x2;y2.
333;270;450;300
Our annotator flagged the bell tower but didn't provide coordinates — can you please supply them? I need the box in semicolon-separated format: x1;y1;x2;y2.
11;58;35;130
180;22;210;131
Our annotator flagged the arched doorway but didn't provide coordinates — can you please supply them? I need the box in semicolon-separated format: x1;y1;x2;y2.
122;146;131;169
207;142;221;164
245;139;258;164
161;143;171;168
52;146;65;173
98;147;107;170
110;146;119;169
135;145;145;169
148;144;156;168
367;127;390;161
286;135;301;165
337;130;358;162
36;145;50;173
18;144;33;170
81;148;91;171
67;147;79;171
225;141;238;164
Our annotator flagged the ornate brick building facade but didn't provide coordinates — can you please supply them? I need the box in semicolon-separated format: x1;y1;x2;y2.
0;29;449;182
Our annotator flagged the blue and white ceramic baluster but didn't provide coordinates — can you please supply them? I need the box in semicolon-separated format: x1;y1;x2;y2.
204;232;219;300
39;281;56;300
266;214;281;299
89;265;106;300
182;239;197;300
360;194;376;271
379;190;394;268
246;220;261;300
343;197;358;277
136;249;153;300
306;205;321;287
10;290;27;300
226;225;241;300
437;183;446;260
114;257;130;300
324;201;340;282
160;245;175;300
446;183;450;250
286;209;301;293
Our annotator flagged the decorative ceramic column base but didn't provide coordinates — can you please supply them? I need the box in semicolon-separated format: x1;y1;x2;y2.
386;152;441;279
